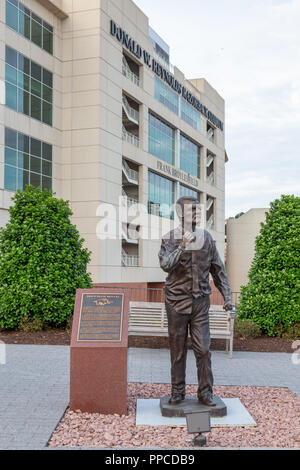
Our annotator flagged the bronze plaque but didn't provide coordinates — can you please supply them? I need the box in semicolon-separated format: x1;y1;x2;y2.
77;293;124;342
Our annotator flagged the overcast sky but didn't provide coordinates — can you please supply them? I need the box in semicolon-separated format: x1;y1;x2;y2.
134;0;300;217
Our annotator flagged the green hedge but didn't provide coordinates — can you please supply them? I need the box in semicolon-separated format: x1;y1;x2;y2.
0;185;93;329
234;318;261;339
238;195;300;336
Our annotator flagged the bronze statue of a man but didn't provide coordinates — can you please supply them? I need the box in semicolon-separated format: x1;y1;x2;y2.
158;196;232;406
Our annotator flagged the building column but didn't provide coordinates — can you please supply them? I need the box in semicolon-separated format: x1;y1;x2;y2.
201;191;207;230
201;147;207;182
139;164;148;266
140;104;148;153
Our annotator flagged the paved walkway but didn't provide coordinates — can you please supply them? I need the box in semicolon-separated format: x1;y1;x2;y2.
0;345;69;450
129;348;300;394
0;345;299;449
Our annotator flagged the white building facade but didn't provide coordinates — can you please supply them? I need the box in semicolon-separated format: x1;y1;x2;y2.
0;0;228;287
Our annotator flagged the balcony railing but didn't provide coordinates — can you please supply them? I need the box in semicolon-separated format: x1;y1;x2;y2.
122;125;139;147
122;56;140;87
122;159;139;184
122;252;139;267
207;172;214;185
207;128;215;142
206;154;214;167
206;197;214;211
206;214;214;230
122;95;139;124
148;202;160;216
121;224;139;244
122;191;139;207
148;202;174;220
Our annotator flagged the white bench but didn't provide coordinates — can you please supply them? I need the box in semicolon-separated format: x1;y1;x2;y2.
128;301;235;358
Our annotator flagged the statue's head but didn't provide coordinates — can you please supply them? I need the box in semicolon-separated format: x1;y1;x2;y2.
176;196;201;229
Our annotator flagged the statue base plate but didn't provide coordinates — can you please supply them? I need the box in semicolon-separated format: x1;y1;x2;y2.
160;395;227;417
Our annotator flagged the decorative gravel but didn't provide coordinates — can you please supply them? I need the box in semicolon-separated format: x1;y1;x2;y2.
48;384;300;448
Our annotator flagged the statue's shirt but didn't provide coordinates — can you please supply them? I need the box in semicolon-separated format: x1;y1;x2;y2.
158;226;231;313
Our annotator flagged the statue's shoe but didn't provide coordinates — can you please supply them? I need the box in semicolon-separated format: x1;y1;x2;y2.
198;393;216;406
168;395;185;405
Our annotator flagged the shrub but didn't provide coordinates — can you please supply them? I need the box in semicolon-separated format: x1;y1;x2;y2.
0;185;93;329
66;315;73;332
273;323;300;340
18;317;45;332
238;195;300;336
234;318;261;339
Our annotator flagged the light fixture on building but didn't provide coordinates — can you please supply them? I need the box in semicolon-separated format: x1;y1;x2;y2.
185;409;211;446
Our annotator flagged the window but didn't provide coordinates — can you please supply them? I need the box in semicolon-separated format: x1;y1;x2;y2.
31;13;42;48
179;184;200;201
149;26;170;69
5;46;53;126
5;0;53;54
154;77;179;115
4;127;52;192
43;22;53;54
6;0;18;31
181;98;201;131
19;7;31;40
148;171;175;219
148;113;175;165
6;82;18;110
180;134;200;178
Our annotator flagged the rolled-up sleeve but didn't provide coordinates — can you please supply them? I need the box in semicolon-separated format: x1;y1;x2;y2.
158;237;185;273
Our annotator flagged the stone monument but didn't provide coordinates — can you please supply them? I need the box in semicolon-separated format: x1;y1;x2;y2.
70;287;129;415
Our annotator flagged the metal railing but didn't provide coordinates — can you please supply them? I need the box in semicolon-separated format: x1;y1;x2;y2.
122;159;139;183
206;154;214;167
124;196;139;207
148;202;161;216
122;95;139;123
206;197;214;211
206;214;214;230
207;172;214;185
121;253;140;267
148;202;174;220
122;189;138;207
207;128;215;142
122;125;139;147
92;284;241;306
121;224;139;245
122;56;140;86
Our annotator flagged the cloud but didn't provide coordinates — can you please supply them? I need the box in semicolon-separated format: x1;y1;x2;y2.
134;0;300;217
225;170;299;216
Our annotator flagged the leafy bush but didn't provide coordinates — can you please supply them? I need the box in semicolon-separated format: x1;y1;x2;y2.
234;318;261;339
66;315;73;332
273;323;300;340
18;317;45;332
0;185;93;329
238;195;300;336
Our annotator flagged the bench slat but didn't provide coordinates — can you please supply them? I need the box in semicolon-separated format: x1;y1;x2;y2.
128;301;235;357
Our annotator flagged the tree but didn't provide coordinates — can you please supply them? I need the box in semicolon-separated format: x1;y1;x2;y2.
0;185;93;329
237;195;300;336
